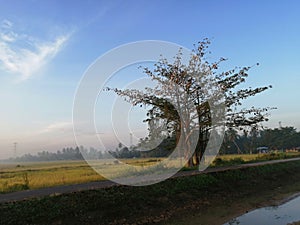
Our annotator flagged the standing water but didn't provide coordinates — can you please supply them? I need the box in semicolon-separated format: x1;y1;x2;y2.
224;194;300;225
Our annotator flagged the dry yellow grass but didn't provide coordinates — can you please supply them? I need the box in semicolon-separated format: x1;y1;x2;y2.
1;153;300;192
0;161;103;192
0;158;162;192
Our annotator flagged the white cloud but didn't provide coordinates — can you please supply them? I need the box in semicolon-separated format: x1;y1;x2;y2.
0;19;70;81
0;32;17;42
41;121;73;133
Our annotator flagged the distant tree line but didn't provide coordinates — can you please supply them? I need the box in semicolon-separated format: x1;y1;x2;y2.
113;126;300;158
220;126;300;154
3;146;111;162
3;126;300;162
3;137;177;162
110;136;176;159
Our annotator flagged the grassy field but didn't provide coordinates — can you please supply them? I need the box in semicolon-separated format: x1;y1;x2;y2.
211;152;300;166
0;158;162;193
0;161;100;192
1;152;300;193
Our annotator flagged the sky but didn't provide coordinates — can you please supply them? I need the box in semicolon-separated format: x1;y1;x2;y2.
0;0;299;158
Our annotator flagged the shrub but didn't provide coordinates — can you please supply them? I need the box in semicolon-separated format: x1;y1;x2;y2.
212;157;245;166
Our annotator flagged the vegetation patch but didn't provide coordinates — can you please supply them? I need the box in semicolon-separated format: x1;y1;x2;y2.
1;153;300;193
1;160;300;225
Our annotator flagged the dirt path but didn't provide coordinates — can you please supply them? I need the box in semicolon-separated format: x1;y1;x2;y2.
1;157;300;203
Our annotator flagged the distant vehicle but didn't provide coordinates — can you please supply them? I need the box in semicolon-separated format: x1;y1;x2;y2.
257;146;269;154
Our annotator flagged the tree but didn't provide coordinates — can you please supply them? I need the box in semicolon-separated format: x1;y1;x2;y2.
109;39;272;167
258;126;298;150
221;128;242;154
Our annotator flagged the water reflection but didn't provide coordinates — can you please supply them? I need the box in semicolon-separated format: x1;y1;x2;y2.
224;195;300;225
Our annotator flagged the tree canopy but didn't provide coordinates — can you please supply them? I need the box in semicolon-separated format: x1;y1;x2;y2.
108;39;273;167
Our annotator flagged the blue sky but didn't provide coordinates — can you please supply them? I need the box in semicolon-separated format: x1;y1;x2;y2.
0;0;299;158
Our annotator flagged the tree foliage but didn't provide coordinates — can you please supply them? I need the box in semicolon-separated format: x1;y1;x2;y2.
108;39;273;167
220;126;300;154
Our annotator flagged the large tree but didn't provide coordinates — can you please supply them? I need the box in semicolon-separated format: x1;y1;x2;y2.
108;39;272;167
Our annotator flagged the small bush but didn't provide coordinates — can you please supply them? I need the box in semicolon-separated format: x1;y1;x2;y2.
212;157;245;166
213;158;224;166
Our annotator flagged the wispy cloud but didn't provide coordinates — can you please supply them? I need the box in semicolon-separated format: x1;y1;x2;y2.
40;121;73;134
0;19;70;81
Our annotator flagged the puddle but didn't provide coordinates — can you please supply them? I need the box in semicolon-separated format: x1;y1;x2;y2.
224;195;300;225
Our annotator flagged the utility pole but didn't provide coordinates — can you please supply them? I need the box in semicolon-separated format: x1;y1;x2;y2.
279;121;282;129
130;133;133;147
13;142;17;158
